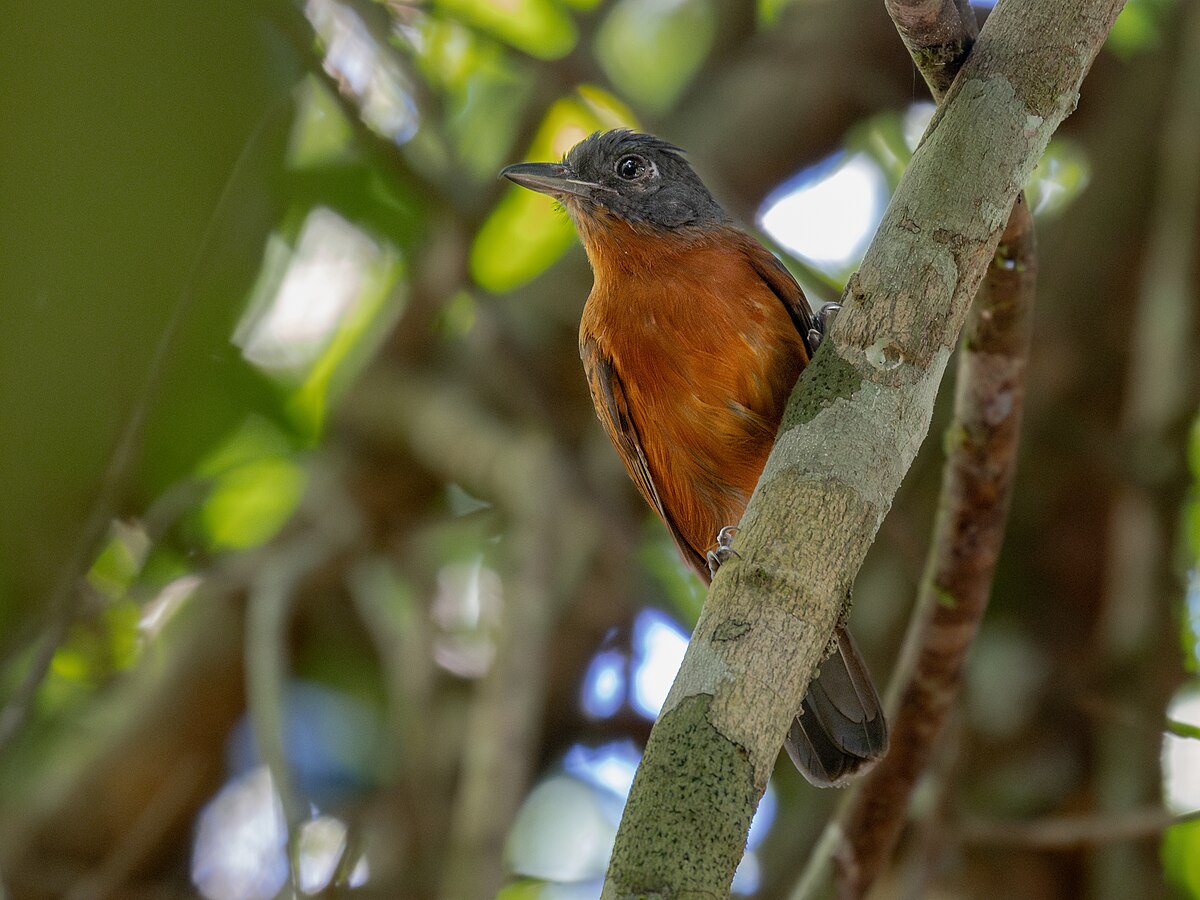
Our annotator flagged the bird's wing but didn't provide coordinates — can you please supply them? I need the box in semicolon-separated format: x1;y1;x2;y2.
581;337;711;580
740;237;817;359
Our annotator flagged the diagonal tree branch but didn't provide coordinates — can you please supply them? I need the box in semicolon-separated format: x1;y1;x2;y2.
785;0;1039;894
885;0;979;98
601;1;1125;895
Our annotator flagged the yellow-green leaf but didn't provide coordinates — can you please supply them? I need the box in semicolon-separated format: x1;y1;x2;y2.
435;0;578;59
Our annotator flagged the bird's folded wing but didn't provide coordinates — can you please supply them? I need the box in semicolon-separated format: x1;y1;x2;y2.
581;338;711;580
739;236;817;360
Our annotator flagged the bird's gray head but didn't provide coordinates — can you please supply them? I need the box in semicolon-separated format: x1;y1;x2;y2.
500;129;728;230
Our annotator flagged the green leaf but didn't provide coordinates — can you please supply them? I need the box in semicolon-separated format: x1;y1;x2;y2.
285;243;406;438
87;523;151;603
434;0;578;59
757;0;798;25
496;880;545;900
1108;0;1176;57
403;14;533;178
195;417;307;551
200;457;306;551
233;209;407;438
471;188;577;294
595;0;716;113
45;598;142;695
1168;718;1200;741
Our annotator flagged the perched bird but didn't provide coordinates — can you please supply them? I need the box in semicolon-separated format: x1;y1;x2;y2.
501;130;887;786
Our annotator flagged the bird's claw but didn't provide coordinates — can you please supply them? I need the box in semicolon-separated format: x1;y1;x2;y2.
807;303;843;350
706;525;741;579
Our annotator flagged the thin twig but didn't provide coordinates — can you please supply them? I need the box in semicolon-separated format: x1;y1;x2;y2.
884;0;979;99
958;807;1200;849
244;471;360;891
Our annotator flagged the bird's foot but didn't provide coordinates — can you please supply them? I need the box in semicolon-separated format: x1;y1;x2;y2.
807;303;842;350
706;525;741;579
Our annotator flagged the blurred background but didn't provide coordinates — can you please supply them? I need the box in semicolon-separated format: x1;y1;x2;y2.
1;0;1198;897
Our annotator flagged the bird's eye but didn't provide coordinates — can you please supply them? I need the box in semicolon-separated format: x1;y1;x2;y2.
616;155;647;181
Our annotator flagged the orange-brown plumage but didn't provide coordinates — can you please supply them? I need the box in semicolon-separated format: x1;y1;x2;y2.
578;219;809;573
501;129;887;787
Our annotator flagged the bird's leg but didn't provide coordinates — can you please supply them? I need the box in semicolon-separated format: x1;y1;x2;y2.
706;525;741;579
806;303;842;350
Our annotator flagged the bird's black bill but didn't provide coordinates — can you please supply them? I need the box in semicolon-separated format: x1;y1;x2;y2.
500;162;598;200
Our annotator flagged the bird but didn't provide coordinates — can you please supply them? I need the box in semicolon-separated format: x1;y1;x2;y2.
500;129;887;786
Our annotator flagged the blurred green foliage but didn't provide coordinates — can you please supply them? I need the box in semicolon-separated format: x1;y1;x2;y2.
0;1;293;641
595;0;716;113
196;418;308;551
1163;818;1200;897
1109;0;1178;56
435;0;580;59
1183;418;1200;672
0;0;1196;897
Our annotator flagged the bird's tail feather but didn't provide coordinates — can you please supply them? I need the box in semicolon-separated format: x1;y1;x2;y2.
784;626;888;787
